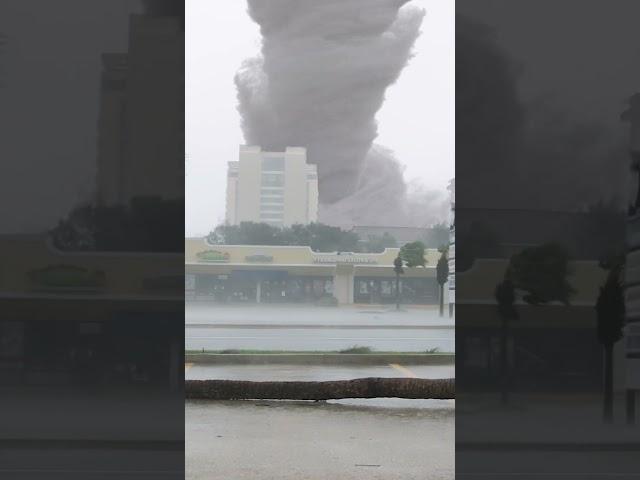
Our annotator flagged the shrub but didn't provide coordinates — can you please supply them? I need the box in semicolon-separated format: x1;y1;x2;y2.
316;295;339;306
339;345;373;354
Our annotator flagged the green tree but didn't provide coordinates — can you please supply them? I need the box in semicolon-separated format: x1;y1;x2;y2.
436;247;449;317
508;243;575;305
207;222;284;245
305;223;360;252
206;222;360;252
361;232;398;253
496;243;575;405
288;223;313;247
596;259;625;423
400;241;426;268
51;196;183;252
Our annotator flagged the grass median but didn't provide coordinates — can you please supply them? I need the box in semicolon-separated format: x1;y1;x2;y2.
186;346;450;355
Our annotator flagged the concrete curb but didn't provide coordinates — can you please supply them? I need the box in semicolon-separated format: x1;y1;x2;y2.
457;441;640;452
0;438;184;450
185;323;454;330
185;353;455;366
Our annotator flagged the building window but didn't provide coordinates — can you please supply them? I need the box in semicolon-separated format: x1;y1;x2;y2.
262;157;285;171
261;172;284;187
260;213;284;220
260;204;284;212
260;187;284;195
260;195;284;204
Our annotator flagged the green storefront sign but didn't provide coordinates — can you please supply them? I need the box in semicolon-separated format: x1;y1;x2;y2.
28;264;106;290
196;250;230;263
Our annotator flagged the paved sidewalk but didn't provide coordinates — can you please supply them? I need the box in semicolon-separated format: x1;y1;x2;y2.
0;387;183;443
457;393;640;448
186;399;454;480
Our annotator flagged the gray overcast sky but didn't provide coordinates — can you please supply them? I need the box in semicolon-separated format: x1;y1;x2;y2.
185;0;454;236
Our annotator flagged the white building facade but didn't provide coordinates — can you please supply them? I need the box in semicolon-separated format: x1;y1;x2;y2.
226;146;318;227
96;15;184;205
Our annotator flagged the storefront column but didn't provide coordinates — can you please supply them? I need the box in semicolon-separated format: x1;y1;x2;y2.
444;280;449;307
333;264;355;305
256;281;262;303
170;340;180;391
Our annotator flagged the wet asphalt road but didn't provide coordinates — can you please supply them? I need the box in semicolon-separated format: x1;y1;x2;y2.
186;326;454;351
186;303;453;326
186;304;455;352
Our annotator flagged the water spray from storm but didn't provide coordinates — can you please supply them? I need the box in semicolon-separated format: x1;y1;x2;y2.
235;0;446;226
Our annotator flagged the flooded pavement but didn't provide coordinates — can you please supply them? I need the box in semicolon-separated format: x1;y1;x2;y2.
185;326;454;352
186;303;454;327
186;399;454;480
186;304;455;352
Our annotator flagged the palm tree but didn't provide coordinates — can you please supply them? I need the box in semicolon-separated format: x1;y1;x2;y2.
393;255;404;311
436;246;449;317
495;275;518;405
595;260;625;423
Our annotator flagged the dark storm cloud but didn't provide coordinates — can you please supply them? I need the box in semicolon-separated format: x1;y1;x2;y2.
456;1;640;211
141;0;183;16
456;7;638;212
455;15;524;208
236;0;443;226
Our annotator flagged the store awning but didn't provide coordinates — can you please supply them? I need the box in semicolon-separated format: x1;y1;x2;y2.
230;270;288;281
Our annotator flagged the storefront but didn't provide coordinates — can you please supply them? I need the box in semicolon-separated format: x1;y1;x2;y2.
191;272;335;304
456;258;609;392
1;301;183;388
353;277;438;305
185;239;441;305
0;235;183;389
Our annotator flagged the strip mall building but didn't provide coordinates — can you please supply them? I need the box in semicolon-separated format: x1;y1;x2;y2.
185;238;443;305
0;235;183;389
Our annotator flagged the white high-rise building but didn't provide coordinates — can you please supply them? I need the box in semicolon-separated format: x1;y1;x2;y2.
226;146;319;227
96;14;184;205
